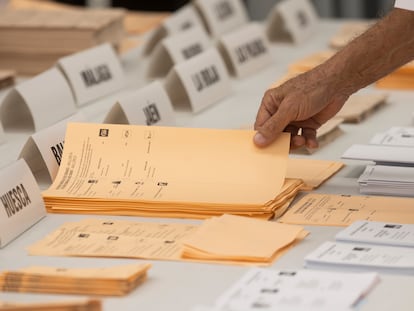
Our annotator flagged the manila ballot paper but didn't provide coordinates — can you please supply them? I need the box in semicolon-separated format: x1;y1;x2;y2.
0;263;151;296
238;124;344;190
42;123;303;219
286;158;343;191
279;193;414;226
28;215;308;266
0;299;101;311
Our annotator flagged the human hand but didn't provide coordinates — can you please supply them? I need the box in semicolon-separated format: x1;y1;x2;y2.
253;69;350;149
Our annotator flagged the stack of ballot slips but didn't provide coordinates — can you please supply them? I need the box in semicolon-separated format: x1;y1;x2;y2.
0;299;101;311
28;215;308;266
42;123;304;220
0;263;151;296
0;8;125;75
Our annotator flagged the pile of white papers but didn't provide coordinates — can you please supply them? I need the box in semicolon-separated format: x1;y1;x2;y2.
193;268;379;311
342;126;414;196
305;220;414;274
358;164;414;197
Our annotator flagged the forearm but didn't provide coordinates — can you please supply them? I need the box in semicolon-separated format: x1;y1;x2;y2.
319;8;414;96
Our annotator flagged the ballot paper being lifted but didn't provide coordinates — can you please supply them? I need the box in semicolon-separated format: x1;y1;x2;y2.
42;123;302;219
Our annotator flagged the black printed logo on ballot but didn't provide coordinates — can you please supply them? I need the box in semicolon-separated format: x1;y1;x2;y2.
1;184;32;218
99;128;109;137
143;103;161;125
214;1;234;21
80;64;112;87
50;141;64;166
191;65;220;92
235;39;267;64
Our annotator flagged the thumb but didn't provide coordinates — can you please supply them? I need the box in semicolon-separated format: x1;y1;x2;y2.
253;106;294;147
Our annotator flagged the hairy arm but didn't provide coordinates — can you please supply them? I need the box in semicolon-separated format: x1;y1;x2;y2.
325;8;414;94
254;8;414;148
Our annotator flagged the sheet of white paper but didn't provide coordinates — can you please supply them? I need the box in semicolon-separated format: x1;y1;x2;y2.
342;144;414;166
213;268;379;311
305;241;414;274
370;127;414;147
336;220;414;247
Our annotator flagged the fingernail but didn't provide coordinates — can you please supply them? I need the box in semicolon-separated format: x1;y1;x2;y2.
254;132;267;146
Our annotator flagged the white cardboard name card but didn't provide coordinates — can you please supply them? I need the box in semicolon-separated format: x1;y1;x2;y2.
0;159;46;248
266;0;319;44
18;112;86;185
218;23;272;78
194;0;249;37
0;68;77;132
104;81;175;126
147;26;211;78
57;43;126;106
144;5;205;55
164;48;231;113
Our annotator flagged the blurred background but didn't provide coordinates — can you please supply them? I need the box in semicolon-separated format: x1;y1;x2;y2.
55;0;395;18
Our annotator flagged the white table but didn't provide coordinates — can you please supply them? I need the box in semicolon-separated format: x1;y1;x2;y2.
0;19;413;311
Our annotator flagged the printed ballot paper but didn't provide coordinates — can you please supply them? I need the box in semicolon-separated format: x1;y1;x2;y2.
196;268;379;311
0;263;151;296
278;193;414;226
28;215;308;266
304;241;414;274
42;123;303;219
335;220;414;248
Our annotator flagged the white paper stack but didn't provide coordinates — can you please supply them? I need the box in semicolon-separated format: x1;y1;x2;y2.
342;126;414;196
305;241;414;275
358;164;414;197
335;220;414;248
305;220;414;275
192;268;379;311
